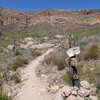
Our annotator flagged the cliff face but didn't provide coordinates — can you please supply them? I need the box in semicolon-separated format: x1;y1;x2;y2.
0;8;100;27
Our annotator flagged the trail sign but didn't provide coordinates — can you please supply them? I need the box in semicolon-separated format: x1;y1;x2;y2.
66;46;80;57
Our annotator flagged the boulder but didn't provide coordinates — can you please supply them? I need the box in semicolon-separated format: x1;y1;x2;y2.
71;86;79;95
61;86;72;97
78;87;90;97
7;44;14;51
80;81;90;89
54;81;98;100
71;90;77;96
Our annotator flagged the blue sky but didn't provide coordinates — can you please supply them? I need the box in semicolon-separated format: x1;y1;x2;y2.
0;0;100;11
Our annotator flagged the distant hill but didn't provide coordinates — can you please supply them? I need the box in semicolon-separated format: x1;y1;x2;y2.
0;8;100;27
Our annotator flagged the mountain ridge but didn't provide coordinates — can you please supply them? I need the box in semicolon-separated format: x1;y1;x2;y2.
0;8;100;27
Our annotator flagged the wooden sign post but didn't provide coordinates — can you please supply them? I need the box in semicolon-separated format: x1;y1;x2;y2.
66;34;80;87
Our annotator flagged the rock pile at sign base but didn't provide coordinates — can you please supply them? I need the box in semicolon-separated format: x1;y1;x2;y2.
54;80;98;100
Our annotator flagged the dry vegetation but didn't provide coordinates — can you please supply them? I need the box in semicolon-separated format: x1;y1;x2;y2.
41;37;100;98
10;58;28;71
0;9;100;99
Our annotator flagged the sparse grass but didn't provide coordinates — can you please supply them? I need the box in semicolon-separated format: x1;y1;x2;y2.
0;46;4;53
44;48;67;70
83;44;100;60
11;73;21;84
31;48;43;57
90;27;100;35
0;68;4;80
70;27;85;35
97;92;100;100
0;92;11;100
31;32;48;38
63;72;72;85
79;60;100;91
11;58;28;71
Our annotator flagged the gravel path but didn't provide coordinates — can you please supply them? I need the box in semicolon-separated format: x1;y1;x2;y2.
14;48;54;100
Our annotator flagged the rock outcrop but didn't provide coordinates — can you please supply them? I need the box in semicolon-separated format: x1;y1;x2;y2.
0;8;100;27
54;81;98;100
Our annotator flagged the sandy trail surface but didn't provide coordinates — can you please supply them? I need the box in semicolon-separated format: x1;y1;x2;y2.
14;48;54;100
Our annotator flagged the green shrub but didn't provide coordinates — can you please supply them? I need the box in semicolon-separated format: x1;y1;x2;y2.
11;58;28;71
0;92;11;100
32;49;43;57
0;31;3;37
44;49;66;70
95;74;100;90
84;44;100;60
14;50;22;56
11;73;21;84
97;93;100;100
63;72;72;85
0;46;4;53
79;60;100;91
44;53;52;65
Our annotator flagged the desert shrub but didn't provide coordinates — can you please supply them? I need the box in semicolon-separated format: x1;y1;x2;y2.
83;44;100;60
63;72;72;85
0;31;3;36
11;58;28;71
79;60;100;91
44;49;67;70
14;50;22;56
31;48;43;57
97;93;100;100
95;74;100;90
44;53;52;65
0;46;4;53
11;73;21;84
0;67;5;81
0;92;11;100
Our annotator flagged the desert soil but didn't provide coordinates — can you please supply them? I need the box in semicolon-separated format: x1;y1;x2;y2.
14;48;54;100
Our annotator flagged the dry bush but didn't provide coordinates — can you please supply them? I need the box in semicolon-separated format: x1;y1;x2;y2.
0;46;4;53
63;72;72;85
31;48;43;57
83;44;100;60
11;58;28;71
0;92;11;100
79;60;100;91
44;49;67;70
11;73;21;84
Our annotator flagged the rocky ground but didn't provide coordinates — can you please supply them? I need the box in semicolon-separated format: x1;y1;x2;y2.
54;81;97;100
0;36;99;100
14;48;55;100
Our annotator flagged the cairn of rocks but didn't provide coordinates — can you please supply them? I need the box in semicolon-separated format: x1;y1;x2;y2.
54;80;98;100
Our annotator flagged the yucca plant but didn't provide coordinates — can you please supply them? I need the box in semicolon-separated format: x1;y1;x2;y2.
0;92;11;100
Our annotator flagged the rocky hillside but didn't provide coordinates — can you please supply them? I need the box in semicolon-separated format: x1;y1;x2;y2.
0;8;100;27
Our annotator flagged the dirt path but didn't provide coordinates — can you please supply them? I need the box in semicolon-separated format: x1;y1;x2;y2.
14;48;54;100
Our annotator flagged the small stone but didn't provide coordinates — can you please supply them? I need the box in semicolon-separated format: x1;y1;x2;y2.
66;95;77;100
90;87;97;96
80;81;90;89
47;85;59;93
71;90;77;96
89;95;98;100
73;86;79;91
7;45;14;51
54;90;64;100
77;96;84;100
61;86;72;97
